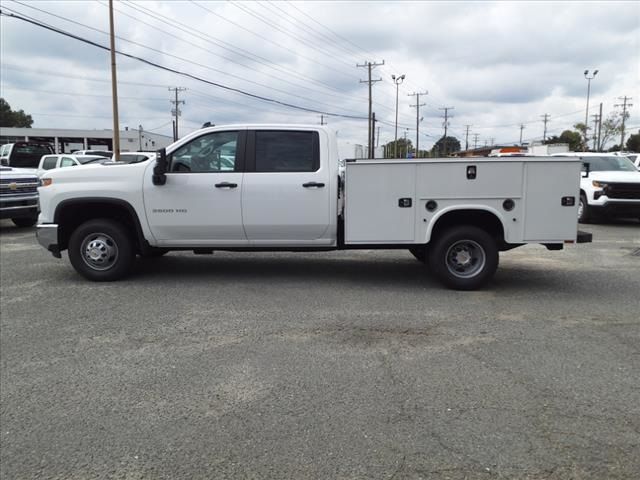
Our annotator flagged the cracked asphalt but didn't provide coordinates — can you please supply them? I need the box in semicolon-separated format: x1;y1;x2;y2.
1;219;639;479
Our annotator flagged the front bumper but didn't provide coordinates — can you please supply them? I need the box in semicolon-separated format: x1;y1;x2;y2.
36;223;61;258
591;201;640;218
0;196;39;219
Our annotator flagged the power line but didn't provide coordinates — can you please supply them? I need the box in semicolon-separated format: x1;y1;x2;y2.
111;0;374;104
0;9;369;120
7;1;366;117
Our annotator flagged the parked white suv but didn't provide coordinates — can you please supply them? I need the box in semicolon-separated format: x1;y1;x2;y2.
554;153;640;223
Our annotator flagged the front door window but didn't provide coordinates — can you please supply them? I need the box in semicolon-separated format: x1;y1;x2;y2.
170;131;239;173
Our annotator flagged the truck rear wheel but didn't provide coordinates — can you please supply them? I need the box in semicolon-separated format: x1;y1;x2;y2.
68;219;135;281
428;226;498;290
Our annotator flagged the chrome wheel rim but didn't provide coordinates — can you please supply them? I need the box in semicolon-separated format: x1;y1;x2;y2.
578;199;584;219
446;240;486;278
80;233;119;271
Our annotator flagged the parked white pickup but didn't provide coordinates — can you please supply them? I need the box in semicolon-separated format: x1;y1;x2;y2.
36;125;591;289
551;152;640;223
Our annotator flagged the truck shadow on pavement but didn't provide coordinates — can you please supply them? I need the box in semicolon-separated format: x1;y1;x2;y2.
122;253;580;294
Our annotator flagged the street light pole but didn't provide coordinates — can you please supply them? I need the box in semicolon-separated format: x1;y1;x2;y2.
584;69;598;151
392;74;405;158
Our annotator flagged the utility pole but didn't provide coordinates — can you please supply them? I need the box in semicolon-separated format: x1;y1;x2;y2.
108;0;121;161
169;87;186;141
138;124;143;150
357;60;384;159
541;114;550;142
319;114;326;125
376;125;380;148
519;124;525;145
403;128;408;158
439;106;454;155
409;91;427;158
591;113;600;151
473;133;480;150
615;96;633;150
490;137;495;146
597;102;603;151
371;112;377;158
464;125;471;151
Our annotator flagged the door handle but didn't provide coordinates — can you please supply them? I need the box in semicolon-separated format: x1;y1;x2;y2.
302;182;325;188
215;182;238;188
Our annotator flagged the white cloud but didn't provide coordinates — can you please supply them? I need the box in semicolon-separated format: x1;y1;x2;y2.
1;0;638;150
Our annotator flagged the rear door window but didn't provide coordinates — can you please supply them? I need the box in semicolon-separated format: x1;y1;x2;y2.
254;131;319;172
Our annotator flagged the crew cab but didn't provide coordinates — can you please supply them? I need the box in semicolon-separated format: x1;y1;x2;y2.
0;166;39;227
552;153;640;223
36;125;591;290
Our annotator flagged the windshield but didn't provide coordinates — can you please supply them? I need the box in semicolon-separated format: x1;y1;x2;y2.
77;156;107;164
583;156;638;172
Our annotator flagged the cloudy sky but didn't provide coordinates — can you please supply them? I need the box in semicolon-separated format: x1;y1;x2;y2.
1;0;638;152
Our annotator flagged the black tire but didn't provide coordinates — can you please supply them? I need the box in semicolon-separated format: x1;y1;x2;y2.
141;248;169;258
11;217;37;228
409;246;427;263
68;218;135;281
578;193;591;224
428;226;499;290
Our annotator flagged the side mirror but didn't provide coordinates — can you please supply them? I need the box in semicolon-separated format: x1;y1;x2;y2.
581;162;590;178
152;148;168;185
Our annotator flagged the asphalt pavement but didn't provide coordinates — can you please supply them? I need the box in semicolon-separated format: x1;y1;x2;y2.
1;219;639;479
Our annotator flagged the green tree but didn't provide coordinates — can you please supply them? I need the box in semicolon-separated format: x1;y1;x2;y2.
0;98;33;128
545;129;584;151
573;122;588;150
597;111;628;151
625;131;640;152
431;136;461;157
384;138;413;158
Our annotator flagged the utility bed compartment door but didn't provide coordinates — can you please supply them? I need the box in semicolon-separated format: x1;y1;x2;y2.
523;161;581;241
345;163;416;243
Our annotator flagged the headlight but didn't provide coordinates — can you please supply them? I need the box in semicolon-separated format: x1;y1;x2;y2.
40;178;53;187
592;180;607;188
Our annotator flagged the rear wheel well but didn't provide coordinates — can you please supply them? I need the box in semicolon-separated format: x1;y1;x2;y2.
429;209;505;246
55;200;144;253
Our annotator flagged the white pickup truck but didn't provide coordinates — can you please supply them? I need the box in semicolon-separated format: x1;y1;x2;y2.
551;153;640;223
36;125;591;290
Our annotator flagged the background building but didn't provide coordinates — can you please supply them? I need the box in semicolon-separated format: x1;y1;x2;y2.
0;127;173;153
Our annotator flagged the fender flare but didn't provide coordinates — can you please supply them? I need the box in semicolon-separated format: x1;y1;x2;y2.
425;205;508;243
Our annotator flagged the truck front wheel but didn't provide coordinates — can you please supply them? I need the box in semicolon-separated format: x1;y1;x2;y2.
578;193;592;224
68;219;135;281
428;226;498;290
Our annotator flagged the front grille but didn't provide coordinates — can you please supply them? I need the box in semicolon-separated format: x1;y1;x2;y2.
0;178;39;196
605;183;640;200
